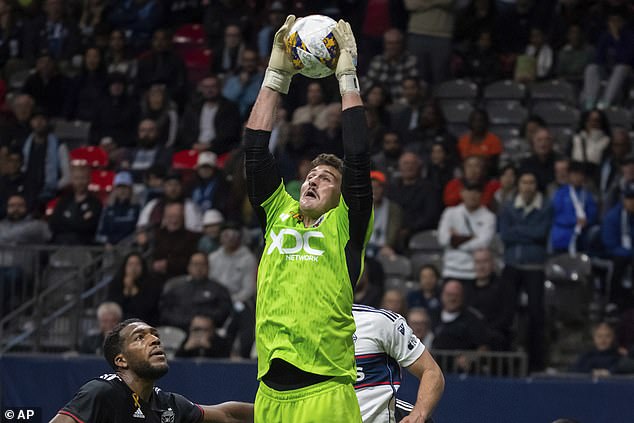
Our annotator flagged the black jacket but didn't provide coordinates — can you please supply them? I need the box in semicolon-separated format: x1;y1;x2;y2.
178;97;241;154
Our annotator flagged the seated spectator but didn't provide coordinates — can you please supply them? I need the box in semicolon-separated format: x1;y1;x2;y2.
438;182;496;286
22;51;67;117
96;171;140;245
291;82;327;127
64;46;107;122
444;155;500;209
140;84;178;147
388;152;441;249
511;115;546;162
198;209;224;255
431;280;488;351
604;154;634;216
0;149;25;218
551;161;598;253
137;172;202;232
78;0;107;39
160;252;232;330
367;170;402;258
601;182;634;308
256;1;286;63
570;322;621;375
425;141;457;197
24;0;80;62
460;29;501;86
388;77;427;138
406;264;442;318
362;28;418;102
137;163;166;206
556;23;594;83
21;107;70;208
175;314;232;359
371;131;403;183
519;127;562;189
407;307;434;348
453;0;496;54
0;0;24;69
364;83;392;153
457;109;502;173
146;202;201;280
600;130;632;213
49;164;102;245
471;249;515;350
547;158;570;199
178;75;241;154
518;26;553;81
300;103;345;158
108;0;163;53
211;24;246;77
104;29;137;81
499;169;551;370
107;252;161;325
208;222;256;305
78;301;122;354
581;8;634;110
380;288;407;316
121;119;171;179
570;109;611;181
190;152;230;214
0;94;35;151
494;164;517;208
405;99;454;164
90;72;139;147
136;29;187;108
221;48;263;119
354;256;385;308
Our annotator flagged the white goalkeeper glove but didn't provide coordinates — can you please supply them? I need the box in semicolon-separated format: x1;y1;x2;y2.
331;20;359;96
262;14;298;94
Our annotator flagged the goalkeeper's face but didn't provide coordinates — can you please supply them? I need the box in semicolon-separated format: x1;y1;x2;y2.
299;165;342;218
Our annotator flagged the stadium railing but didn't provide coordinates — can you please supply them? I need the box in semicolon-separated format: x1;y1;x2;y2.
431;349;529;377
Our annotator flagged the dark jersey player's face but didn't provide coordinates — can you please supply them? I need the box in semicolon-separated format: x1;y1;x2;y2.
299;165;341;219
120;322;169;380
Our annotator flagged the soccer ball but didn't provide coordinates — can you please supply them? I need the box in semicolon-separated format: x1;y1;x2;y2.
285;15;339;79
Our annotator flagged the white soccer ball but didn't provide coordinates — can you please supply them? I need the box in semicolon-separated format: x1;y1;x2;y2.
285;15;339;79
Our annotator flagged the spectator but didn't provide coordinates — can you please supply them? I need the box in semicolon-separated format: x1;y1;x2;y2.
380;288;407;316
363;28;418;101
90;72;139;147
108;0;163;53
406;264;442;318
364;83;392;153
198;208;224;255
208;222;256;305
601;181;634;308
570;109;611;181
453;0;496;53
367;170;402;258
49;164;102;244
0;150;25;217
371;130;403;183
494;163;517;207
300;102;345;158
444;155;500;209
137;172;202;232
175;314;232;359
511;115;546;163
78;0;108;39
438;182;496;286
387;151;441;249
499;169;551;370
431;280;488;351
404;0;454;85
556;23;594;83
140;83;178;147
519;26;554;81
106;252;161;325
354;256;385;308
457;109;503;173
425;141;457;196
460;29;501;86
600;130;632;212
581;8;634;110
190;151;229;214
389;76;427;138
222;48;264;119
104;29;137;81
405;99;454;164
291;82;327;127
0;94;34;152
160;251;232;330
178;75;241;154
256;1;286;63
137;163;165;206
471;249;514;350
570;322;621;375
125;118;172;180
147;202;201;280
24;0;80;62
202;0;252;48
95;171;140;245
22;51;67;117
551;161;598;253
0;0;25;68
78;301;122;354
407;307;434;348
547;158;570;199
519;127;562;189
604;154;634;216
22;108;70;208
136;29;187;107
211;23;246;77
64;46;107;121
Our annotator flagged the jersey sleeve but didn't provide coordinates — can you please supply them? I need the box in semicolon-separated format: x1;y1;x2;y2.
260;182;297;233
172;393;203;423
58;380;112;423
382;316;426;368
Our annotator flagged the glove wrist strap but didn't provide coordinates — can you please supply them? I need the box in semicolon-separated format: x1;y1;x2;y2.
338;74;360;96
263;68;292;94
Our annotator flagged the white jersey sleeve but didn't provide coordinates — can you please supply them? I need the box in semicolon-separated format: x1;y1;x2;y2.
383;315;426;368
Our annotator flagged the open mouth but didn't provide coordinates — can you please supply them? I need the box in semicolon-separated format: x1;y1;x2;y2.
150;349;165;358
304;189;317;199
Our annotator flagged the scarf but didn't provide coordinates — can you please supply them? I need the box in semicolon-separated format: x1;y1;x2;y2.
22;133;60;192
622;208;632;250
568;185;587;254
369;199;389;247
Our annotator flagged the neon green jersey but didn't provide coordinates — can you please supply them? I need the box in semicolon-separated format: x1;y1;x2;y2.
256;182;373;382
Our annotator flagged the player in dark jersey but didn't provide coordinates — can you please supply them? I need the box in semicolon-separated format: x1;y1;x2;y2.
49;319;253;423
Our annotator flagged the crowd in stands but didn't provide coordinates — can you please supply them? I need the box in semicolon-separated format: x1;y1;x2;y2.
1;0;634;374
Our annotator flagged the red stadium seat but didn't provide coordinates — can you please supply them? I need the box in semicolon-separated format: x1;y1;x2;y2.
45;197;59;216
90;170;115;203
70;146;109;168
172;149;199;170
173;24;206;49
182;48;213;84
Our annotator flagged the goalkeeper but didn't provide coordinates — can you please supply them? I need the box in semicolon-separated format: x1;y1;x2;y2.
244;15;371;423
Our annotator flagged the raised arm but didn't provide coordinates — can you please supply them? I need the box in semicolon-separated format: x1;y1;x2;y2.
200;402;254;423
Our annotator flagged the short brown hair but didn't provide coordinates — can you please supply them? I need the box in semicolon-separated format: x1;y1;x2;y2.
311;153;343;175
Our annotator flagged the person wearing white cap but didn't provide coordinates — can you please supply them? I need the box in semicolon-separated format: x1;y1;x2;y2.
198;209;225;255
191;151;229;214
96;171;141;245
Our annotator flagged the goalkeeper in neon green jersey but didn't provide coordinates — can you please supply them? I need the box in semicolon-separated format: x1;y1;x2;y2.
244;16;371;423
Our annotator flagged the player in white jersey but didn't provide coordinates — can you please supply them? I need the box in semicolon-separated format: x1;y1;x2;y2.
352;304;445;423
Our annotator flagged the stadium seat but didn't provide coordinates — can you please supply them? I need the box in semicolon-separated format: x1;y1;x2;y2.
45;197;59;217
500;136;530;162
529;79;576;106
408;230;442;253
70;146;109;168
172;149;199;170
182;47;213;84
89;170;115;203
532;102;580;127
8;68;31;91
433;79;479;102
549;126;574;154
491;125;520;142
604;106;631;129
544;253;593;325
486;102;528;126
51;119;91;147
173;24;206;50
441;101;473;124
377;254;412;280
409;252;443;278
483;80;526;106
156;326;187;358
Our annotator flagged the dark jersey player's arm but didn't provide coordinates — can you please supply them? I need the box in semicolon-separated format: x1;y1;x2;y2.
244;87;283;231
341;94;372;286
